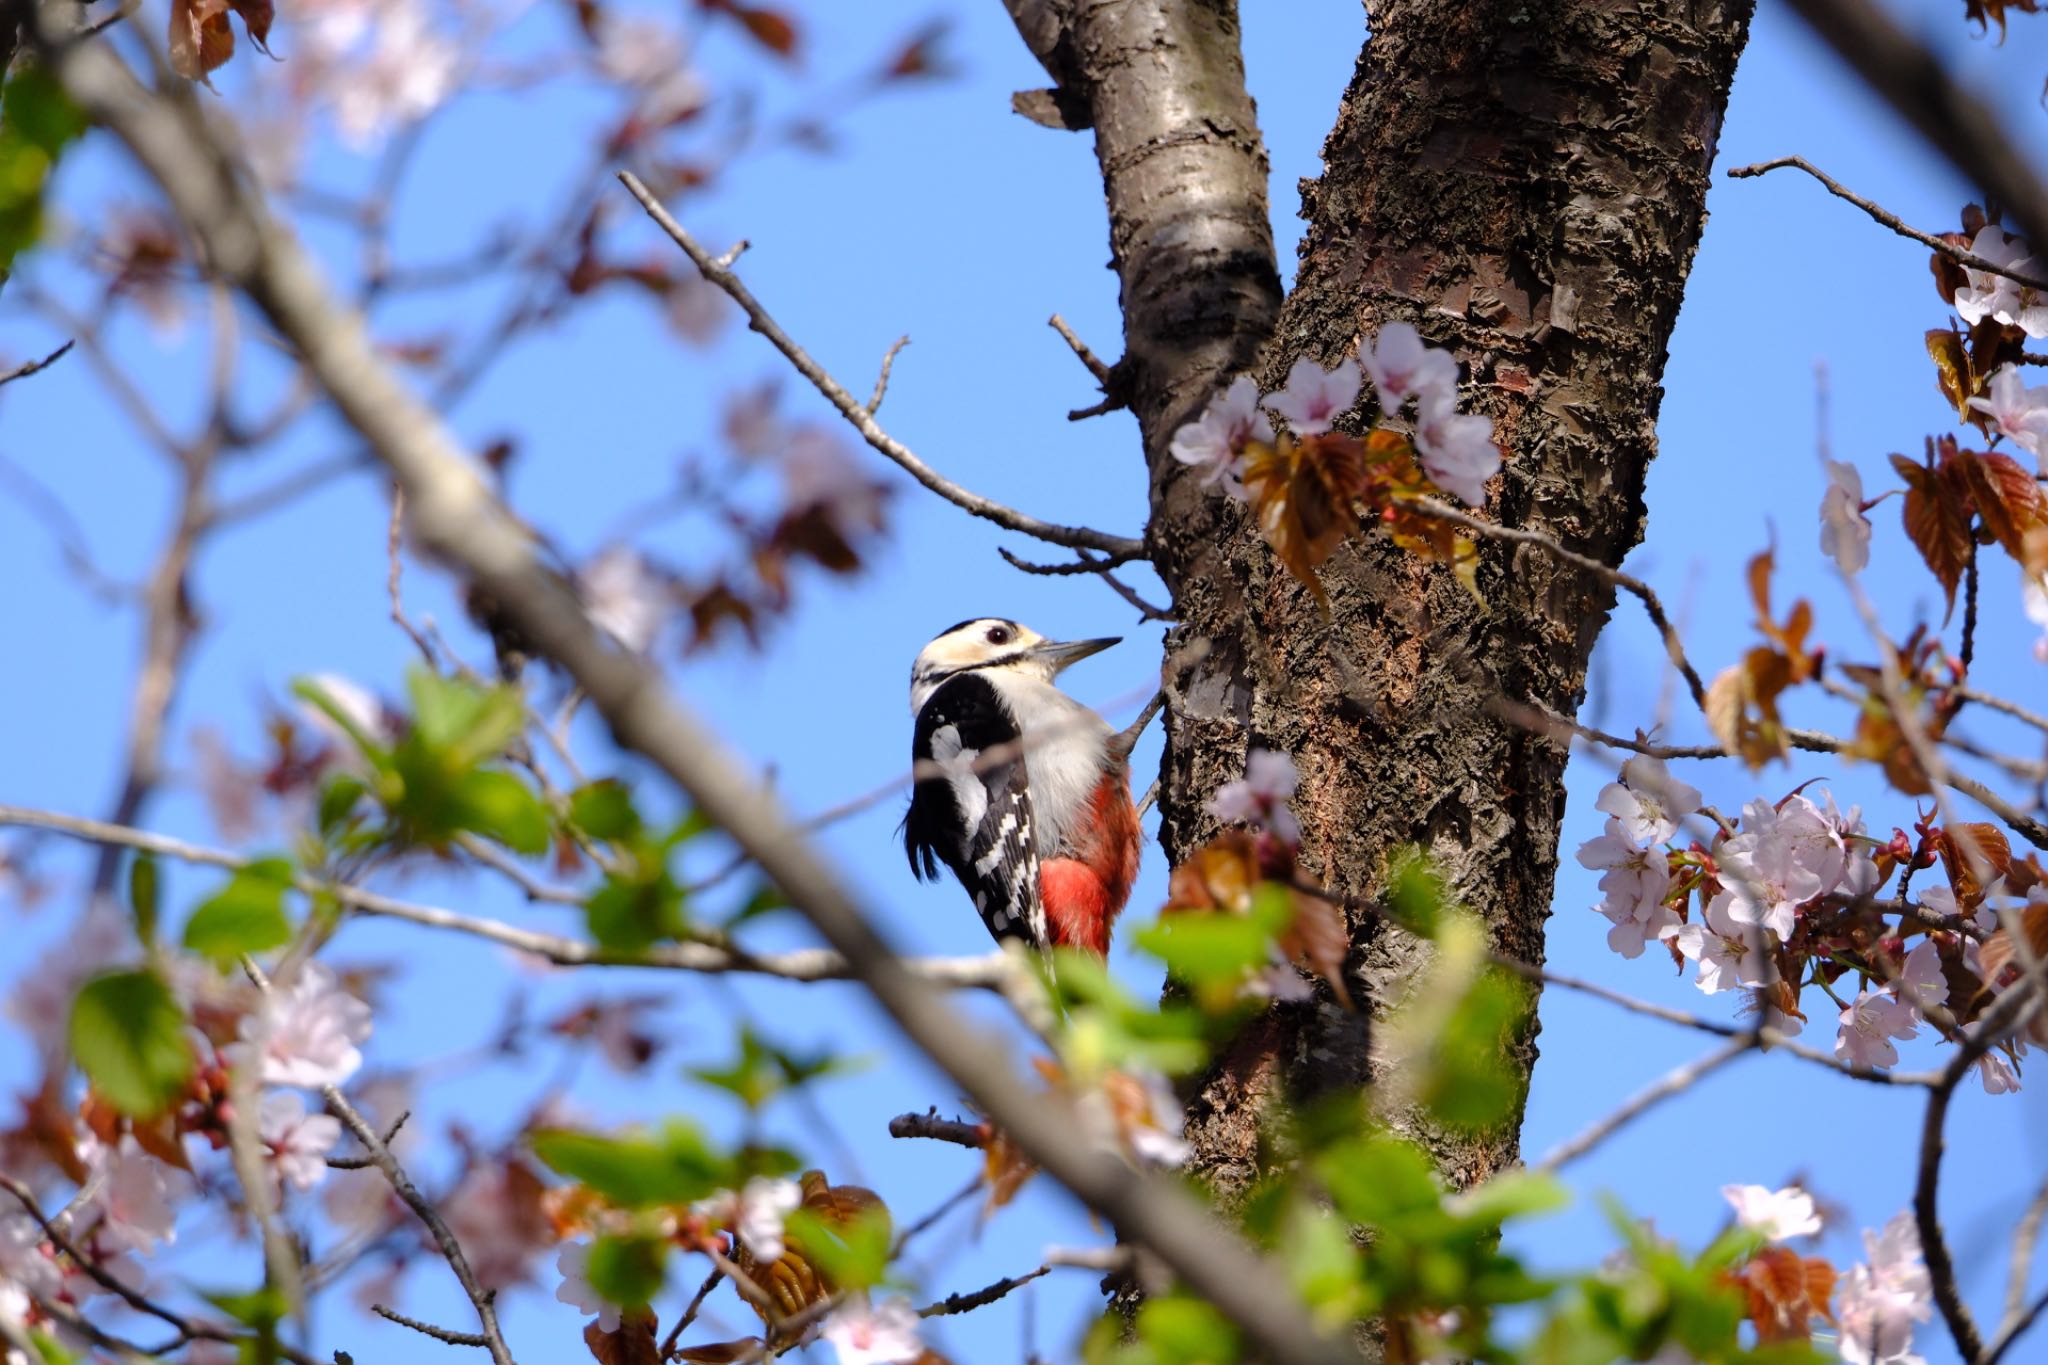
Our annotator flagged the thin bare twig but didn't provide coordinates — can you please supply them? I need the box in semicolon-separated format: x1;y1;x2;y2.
865;334;910;415
1727;157;2048;291
373;1305;487;1348
616;172;1144;560
919;1267;1051;1318
1532;1036;1753;1174
1048;314;1111;383
0;338;74;385
888;1111;990;1148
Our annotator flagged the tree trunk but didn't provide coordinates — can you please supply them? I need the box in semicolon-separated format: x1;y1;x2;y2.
1007;0;1754;1199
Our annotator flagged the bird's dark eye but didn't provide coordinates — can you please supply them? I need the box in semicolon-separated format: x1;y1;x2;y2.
986;624;1012;645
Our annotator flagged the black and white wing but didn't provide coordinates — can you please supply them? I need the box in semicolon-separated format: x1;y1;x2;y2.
903;673;1044;947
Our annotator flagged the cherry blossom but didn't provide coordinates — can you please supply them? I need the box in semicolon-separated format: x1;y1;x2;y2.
554;1241;623;1333
1836;990;1918;1069
0;1215;57;1314
259;1091;342;1192
1263;356;1361;437
1720;1183;1820;1242
1718;796;1844;942
1954;225;2048;339
697;1176;802;1262
1966;364;2048;463
1413;389;1500;507
2029;573;2048;664
1359;322;1459;416
1170;375;1271;499
7;904;129;1059
76;1137;178;1256
297;673;395;761
1208;747;1302;846
1823;797;1884;898
822;1295;925;1365
1594;757;1702;845
326;1;460;150
1835;1213;1932;1365
229;961;372;1089
1576;818;1678;958
1893;940;1948;1018
593;16;709;125
1820;459;1872;575
579;547;670;654
1673;892;1776;995
1976;1045;2022;1094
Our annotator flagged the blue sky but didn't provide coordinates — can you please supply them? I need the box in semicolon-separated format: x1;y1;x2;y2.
4;2;2048;1362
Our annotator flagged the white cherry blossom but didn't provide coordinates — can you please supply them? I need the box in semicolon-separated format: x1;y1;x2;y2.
1955;225;2048;339
823;1296;924;1365
1837;990;1918;1069
1594;757;1702;845
1673;892;1776;995
554;1241;623;1332
1835;1213;1932;1365
1413;389;1500;507
1720;1183;1820;1242
696;1177;803;1263
1263;356;1361;437
1966;364;2048;463
229;961;372;1089
1359;322;1459;416
76;1137;178;1256
2028;573;2048;664
1170;375;1271;499
579;547;669;654
1821;459;1872;575
1894;940;1948;1018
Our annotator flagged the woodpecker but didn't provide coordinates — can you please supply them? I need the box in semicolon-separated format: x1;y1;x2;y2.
903;618;1140;956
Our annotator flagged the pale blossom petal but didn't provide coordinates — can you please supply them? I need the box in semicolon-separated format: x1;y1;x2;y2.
1359;322;1459;415
822;1295;924;1365
1413;390;1500;507
554;1242;623;1332
1262;356;1361;436
1821;459;1872;574
1720;1183;1820;1242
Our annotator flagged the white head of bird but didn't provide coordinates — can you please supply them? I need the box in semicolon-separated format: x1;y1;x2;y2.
907;618;1119;715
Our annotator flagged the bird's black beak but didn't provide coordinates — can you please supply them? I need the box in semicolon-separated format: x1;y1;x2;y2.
1028;636;1120;673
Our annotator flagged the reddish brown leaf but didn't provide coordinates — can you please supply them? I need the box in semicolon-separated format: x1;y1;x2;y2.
584;1309;661;1365
1956;449;2047;562
1894;440;1974;614
168;0;234;81
673;1343;764;1365
980;1131;1035;1213
229;0;273;52
731;1171;890;1326
883;20;953;80
1736;1247;1836;1344
1964;0;2043;39
1242;432;1368;608
1277;889;1354;1010
1164;831;1261;916
1927;327;1974;423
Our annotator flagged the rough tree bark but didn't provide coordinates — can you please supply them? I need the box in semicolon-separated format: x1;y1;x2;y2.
1004;0;1755;1199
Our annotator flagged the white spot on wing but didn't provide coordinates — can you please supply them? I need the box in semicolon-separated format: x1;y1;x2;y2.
927;723;988;834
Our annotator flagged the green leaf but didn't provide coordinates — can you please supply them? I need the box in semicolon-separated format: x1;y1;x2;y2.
585;866;686;953
786;1204;892;1292
182;859;294;966
690;1026;854;1111
588;1234;666;1309
451;769;550;854
317;775;368;833
1384;847;1447;938
3;67;85;155
291;678;387;767
0;65;83;273
69;969;192;1116
725;878;791;929
407;668;524;768
1315;1133;1442;1227
1134;1298;1240;1365
128;853;159;946
569;780;641;842
530;1122;727;1208
1445;1170;1569;1227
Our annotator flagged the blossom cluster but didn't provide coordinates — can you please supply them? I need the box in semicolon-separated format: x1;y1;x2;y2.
1955;225;2048;339
1575;761;2029;1090
1169;322;1502;508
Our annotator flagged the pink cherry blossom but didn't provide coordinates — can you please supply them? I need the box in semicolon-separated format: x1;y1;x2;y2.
1208;747;1302;845
1893;940;1948;1018
258;1091;342;1192
1263;356;1361;437
1594;757;1702;845
1836;990;1918;1069
554;1241;623;1332
2028;574;2048;664
76;1137;179;1257
1820;459;1872;575
1835;1213;1932;1365
1359;322;1459;416
1966;364;2048;464
7;905;129;1059
1413;390;1500;507
1171;375;1272;499
593;16;709;125
1976;1046;2022;1094
325;0;460;150
1720;1183;1820;1242
1955;225;2048;339
822;1295;924;1365
229;961;372;1089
